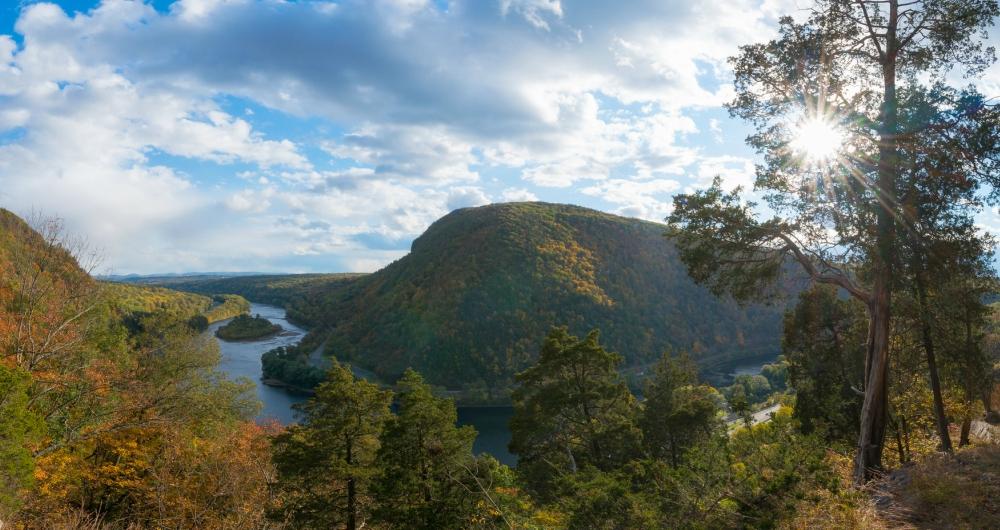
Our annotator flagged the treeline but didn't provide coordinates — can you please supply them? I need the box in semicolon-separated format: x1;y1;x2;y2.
104;281;250;327
266;327;846;529
137;273;362;326
102;282;215;317
185;202;792;400
203;294;251;323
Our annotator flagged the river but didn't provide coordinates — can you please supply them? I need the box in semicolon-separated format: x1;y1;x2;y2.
212;304;775;468
211;303;516;465
208;303;308;423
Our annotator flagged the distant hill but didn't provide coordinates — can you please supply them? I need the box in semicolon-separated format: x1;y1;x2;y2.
151;202;793;398
1;208;249;327
101;271;271;282
134;273;364;323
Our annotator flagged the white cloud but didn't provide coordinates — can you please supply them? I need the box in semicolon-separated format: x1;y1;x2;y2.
321;124;478;184
0;0;792;273
582;178;680;221
500;187;538;201
500;0;563;30
446;186;491;210
694;155;756;191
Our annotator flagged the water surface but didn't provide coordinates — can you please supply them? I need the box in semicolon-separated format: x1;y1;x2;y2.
211;303;516;464
210;303;307;424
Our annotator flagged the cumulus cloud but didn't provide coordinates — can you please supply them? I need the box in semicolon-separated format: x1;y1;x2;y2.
0;0;794;273
500;188;539;202
582;178;680;221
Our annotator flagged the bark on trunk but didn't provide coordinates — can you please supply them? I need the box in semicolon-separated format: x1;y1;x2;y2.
960;416;972;447
893;412;906;462
856;293;891;483
854;1;899;484
914;262;953;452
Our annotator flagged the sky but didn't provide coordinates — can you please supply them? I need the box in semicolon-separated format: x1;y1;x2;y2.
1;0;998;275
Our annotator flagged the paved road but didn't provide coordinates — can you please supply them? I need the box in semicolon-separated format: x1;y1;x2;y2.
727;403;782;429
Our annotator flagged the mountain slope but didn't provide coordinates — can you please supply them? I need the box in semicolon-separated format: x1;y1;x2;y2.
296;202;789;393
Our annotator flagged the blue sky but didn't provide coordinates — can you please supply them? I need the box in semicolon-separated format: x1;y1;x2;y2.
3;1;994;274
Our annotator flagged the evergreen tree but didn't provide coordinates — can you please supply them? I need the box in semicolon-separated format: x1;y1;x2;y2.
667;0;1000;482
784;286;866;446
509;327;640;498
270;362;392;530
639;351;723;468
371;369;481;529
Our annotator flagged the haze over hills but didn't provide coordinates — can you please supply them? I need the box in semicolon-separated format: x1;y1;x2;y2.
143;202;794;396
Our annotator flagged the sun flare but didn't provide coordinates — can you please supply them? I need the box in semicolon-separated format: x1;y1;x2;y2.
790;118;844;162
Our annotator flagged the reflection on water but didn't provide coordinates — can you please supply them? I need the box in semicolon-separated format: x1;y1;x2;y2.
210;303;517;464
209;303;308;424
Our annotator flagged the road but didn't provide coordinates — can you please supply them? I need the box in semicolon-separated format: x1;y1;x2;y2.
727;403;782;429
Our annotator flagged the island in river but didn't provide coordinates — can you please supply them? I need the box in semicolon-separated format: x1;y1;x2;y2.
216;313;282;341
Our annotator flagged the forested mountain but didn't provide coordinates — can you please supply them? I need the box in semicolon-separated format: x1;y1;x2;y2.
154;203;794;394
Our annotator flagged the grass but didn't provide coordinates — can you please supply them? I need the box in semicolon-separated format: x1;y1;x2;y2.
882;443;1000;529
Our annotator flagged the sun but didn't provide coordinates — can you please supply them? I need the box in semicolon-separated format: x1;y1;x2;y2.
789;117;844;162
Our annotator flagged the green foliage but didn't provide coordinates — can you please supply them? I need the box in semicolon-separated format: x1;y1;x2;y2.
215;313;281;341
261;346;326;391
187;314;209;332
640;351;724;468
760;357;788;392
0;365;43;514
724;374;772;406
102;282;213;318
510;327;641;499
270;362;393;529
559;464;661;530
202;294;251;323
783;286;865;446
134;273;361;325
371;369;483;529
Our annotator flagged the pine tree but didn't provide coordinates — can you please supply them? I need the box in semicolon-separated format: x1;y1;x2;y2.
783;286;866;446
509;327;640;498
371;369;481;529
270;362;392;530
639;351;723;468
667;0;1000;482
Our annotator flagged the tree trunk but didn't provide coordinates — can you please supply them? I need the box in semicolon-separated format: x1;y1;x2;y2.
669;432;678;469
901;414;911;460
346;437;357;530
960;415;972;447
855;2;899;484
914;262;953;452
856;298;891;483
893;412;906;462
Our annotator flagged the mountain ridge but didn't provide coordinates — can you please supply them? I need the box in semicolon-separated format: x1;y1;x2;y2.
144;202;792;399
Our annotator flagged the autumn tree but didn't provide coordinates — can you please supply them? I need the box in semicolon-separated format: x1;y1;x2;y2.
667;0;1000;482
